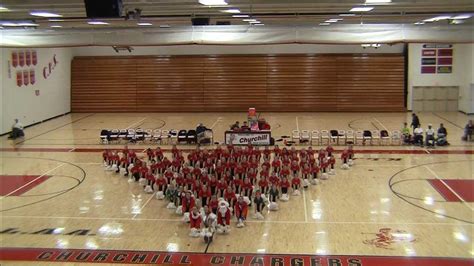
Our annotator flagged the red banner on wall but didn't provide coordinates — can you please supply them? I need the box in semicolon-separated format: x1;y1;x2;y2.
25;50;31;66
32;50;38;65
11;51;18;68
30;69;36;84
18;51;25;67
23;70;30;86
16;71;23;87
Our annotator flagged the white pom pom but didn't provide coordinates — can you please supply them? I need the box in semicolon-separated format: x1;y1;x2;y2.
156;191;165;199
182;212;190;223
310;179;318;185
255;212;264;220
128;177;134;183
321;173;329;180
144;185;153;193
303;179;310;188
280;193;289;202
348;159;354;166
128;163;134;170
329;169;335;175
243;196;251;205
292;190;301;196
189;228;200;237
166;202;176;209
139;177;146;185
269;202;279;211
341;164;349;170
175;206;183;215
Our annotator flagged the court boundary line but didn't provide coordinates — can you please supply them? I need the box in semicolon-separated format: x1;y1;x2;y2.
424;165;474;212
432;112;464;129
132;192;157;219
0;163;65;200
302;188;308;222
14;113;96;144
125;117;147;129
1;214;470;226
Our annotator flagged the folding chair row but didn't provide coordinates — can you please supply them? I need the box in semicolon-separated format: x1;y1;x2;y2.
290;129;402;146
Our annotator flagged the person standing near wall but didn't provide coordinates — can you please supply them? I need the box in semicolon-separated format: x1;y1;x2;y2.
8;119;24;140
411;113;420;131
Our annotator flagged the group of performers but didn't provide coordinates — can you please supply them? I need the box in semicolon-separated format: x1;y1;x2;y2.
102;143;355;242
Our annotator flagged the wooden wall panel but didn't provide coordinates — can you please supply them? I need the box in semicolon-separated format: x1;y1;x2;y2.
136;57;205;112
71;58;137;112
71;54;405;112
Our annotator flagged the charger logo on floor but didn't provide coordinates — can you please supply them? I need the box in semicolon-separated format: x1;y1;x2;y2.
0;228;94;236
362;228;417;249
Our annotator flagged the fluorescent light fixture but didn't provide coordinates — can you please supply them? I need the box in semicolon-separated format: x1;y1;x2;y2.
326;18;342;23
50;25;62;28
253;23;264;26
339;13;356;16
159;24;170;28
88;21;109;25
30;11;62;17
452;14;471;19
49;19;64;22
18;23;39;26
0;6;10;12
366;0;391;3
449;19;464;25
433;15;451;20
137;22;152;26
243;19;257;22
414;22;425;25
319;23;330;26
249;20;261;24
222;9;240;13
350;6;374;12
199;0;227;6
232;14;249;18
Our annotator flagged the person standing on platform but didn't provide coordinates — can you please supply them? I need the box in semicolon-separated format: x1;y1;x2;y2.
230;121;240;131
463;120;473;141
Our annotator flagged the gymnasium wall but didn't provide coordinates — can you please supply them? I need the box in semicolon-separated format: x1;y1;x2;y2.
0;47;73;134
71;54;405;112
408;43;474;113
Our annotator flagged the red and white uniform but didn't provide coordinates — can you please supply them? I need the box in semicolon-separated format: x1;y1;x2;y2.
190;211;202;229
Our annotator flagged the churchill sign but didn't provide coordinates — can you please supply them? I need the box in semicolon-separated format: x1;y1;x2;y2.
225;131;271;146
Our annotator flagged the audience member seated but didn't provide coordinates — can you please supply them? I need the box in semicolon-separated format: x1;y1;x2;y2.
240;121;250;131
196;123;209;136
425;124;435;147
401;122;411;144
196;123;212;144
413;125;424;147
230;121;240;131
8;119;24;140
436;123;449;146
463;120;473;141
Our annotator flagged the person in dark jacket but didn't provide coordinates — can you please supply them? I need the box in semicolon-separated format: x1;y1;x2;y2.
411;113;420;130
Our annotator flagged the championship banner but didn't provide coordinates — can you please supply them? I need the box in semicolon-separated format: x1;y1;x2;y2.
16;71;23;87
11;51;18;68
25;50;31;66
30;69;36;85
225;131;271;145
0;247;473;266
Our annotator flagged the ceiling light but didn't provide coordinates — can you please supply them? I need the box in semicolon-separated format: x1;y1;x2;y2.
319;23;330;26
449;19;464;25
30;11;62;17
249;20;261;24
49;19;64;22
50;25;62;28
159;24;170;28
199;0;227;6
253;23;264;26
365;0;391;3
433;15;452;20
137;22;152;26
414;22;425;25
339;13;356;17
452;14;471;20
18;23;39;26
222;9;240;13
233;14;249;18
243;19;257;22
0;6;10;12
2;22;17;26
88;21;109;25
350;6;374;12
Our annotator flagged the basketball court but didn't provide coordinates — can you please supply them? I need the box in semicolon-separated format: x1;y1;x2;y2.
1;111;473;265
1;0;474;265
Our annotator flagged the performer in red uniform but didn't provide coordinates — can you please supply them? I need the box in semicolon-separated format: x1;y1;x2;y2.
217;200;231;231
326;145;334;157
199;185;212;207
258;176;269;195
182;191;195;213
224;186;236;211
241;178;253;205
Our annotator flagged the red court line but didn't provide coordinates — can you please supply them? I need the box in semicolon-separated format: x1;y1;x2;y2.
0;175;51;196
0;247;473;266
428;179;461;202
1;147;473;154
441;179;474;202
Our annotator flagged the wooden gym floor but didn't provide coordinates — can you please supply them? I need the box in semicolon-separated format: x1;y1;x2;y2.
0;112;473;265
